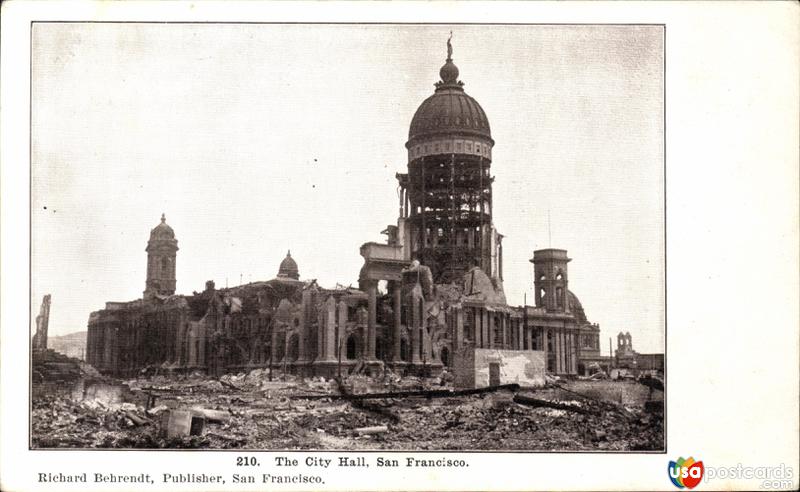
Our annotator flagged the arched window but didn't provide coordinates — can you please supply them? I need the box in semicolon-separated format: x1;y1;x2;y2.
556;272;563;281
161;257;169;273
556;287;564;307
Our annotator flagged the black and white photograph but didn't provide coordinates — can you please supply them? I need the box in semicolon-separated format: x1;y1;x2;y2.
28;22;665;452
2;2;798;491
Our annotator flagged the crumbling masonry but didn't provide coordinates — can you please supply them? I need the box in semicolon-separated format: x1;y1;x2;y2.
87;42;602;379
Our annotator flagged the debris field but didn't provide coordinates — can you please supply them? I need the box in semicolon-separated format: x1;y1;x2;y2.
32;367;663;451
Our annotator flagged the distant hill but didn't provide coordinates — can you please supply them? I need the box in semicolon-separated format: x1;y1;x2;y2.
48;331;86;360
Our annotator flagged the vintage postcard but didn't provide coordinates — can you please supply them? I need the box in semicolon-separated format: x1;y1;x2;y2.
1;1;797;491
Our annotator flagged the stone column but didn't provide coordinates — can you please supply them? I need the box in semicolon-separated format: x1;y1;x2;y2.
392;282;402;361
566;331;571;373
552;328;558;373
564;331;570;374
486;312;493;349
500;315;507;348
571;332;576;373
270;316;279;366
366;280;377;360
515;319;519;349
553;328;561;373
410;290;422;364
453;305;463;351
198;321;207;369
337;300;348;359
569;332;575;373
475;309;482;346
542;327;549;372
571;332;578;374
421;309;431;363
317;309;325;360
517;319;524;350
482;309;489;348
298;290;310;362
324;296;337;361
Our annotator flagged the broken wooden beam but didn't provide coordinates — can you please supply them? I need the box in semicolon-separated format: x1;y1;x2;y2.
512;394;597;415
354;425;388;435
452;384;520;397
292;383;520;401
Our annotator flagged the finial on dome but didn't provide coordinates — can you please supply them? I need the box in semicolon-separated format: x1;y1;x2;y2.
286;250;291;257
438;31;460;86
446;31;453;61
161;213;166;223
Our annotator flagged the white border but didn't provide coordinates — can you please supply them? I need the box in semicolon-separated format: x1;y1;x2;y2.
2;2;798;491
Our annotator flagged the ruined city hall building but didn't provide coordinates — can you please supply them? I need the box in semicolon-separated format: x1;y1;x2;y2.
86;42;604;379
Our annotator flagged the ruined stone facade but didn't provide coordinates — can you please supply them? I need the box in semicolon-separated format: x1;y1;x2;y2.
87;42;603;379
614;332;663;372
33;294;51;352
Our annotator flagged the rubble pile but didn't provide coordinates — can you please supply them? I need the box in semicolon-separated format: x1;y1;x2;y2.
32;392;166;448
32;367;663;451
32;349;97;383
384;392;662;451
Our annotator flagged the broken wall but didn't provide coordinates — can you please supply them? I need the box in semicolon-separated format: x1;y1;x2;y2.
453;348;545;389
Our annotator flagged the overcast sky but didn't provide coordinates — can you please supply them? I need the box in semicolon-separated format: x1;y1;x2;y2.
31;23;664;353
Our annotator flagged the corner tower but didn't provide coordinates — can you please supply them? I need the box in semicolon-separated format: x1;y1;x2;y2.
396;35;500;284
144;213;178;298
531;248;571;313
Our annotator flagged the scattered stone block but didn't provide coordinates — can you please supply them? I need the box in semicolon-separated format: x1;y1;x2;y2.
161;410;190;438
